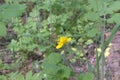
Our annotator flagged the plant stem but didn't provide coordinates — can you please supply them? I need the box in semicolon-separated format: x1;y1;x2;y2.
96;48;100;80
101;1;106;80
95;0;100;79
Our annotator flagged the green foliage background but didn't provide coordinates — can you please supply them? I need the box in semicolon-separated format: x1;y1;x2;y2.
0;0;120;80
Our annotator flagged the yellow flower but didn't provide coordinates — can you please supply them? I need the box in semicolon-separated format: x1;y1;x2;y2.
56;36;71;49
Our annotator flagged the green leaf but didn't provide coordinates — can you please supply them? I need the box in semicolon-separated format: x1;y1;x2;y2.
0;22;7;37
76;51;84;57
47;53;62;64
38;45;50;52
57;65;71;78
108;1;120;12
7;39;18;51
78;72;94;80
43;63;59;75
0;75;7;80
0;59;3;69
27;44;38;51
32;73;42;80
85;39;93;45
88;0;104;12
8;72;18;80
26;71;33;80
86;28;99;38
107;13;120;24
0;3;26;20
84;12;99;21
16;73;24;80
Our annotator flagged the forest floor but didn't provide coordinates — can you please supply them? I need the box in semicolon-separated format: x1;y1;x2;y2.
106;31;120;80
0;31;120;80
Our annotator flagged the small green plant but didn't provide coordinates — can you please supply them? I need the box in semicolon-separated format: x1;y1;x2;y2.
0;71;43;80
0;3;26;37
77;72;94;80
41;53;72;80
0;22;7;37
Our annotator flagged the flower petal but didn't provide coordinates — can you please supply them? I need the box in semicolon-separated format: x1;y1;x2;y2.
56;43;63;49
56;36;71;49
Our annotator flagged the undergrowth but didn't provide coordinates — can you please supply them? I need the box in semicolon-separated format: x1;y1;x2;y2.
0;0;120;80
